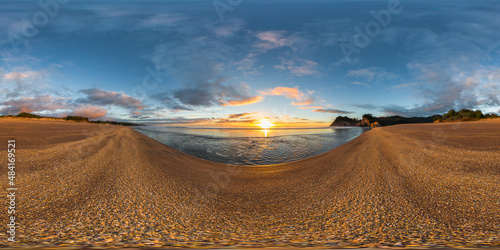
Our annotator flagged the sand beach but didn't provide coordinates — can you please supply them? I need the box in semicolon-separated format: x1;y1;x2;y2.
0;118;499;248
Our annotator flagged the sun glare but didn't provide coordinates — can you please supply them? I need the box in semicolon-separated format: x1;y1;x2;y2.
257;118;274;129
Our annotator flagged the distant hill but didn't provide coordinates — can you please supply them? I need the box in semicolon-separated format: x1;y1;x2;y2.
375;115;436;126
330;109;498;127
329;116;361;126
0;112;142;126
330;115;435;127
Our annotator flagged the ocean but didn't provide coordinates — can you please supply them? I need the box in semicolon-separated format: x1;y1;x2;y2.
133;126;370;165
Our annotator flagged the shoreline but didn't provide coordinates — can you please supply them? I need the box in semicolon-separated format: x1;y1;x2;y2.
0;119;499;248
134;125;369;166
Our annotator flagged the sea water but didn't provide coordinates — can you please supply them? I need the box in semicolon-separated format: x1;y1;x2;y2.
134;126;370;165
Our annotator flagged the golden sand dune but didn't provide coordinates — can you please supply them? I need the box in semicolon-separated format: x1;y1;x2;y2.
0;119;499;248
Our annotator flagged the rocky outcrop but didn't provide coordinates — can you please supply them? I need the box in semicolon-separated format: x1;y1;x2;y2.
329;116;361;127
360;117;381;127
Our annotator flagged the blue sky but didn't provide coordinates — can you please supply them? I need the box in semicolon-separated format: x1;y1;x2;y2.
1;0;499;127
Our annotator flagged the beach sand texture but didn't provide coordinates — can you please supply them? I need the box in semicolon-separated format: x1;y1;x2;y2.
0;119;499;248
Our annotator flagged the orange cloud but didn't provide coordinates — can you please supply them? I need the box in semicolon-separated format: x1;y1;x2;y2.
292;97;315;106
222;96;263;106
72;106;108;119
0;95;67;115
259;87;301;99
300;105;323;110
260;86;317;106
2;70;46;81
3;72;29;80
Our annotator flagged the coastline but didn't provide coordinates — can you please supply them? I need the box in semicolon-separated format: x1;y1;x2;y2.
0;118;499;248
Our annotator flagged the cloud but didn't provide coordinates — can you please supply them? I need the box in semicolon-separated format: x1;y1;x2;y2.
3;72;28;80
312;108;353;114
0;68;50;93
488;69;500;82
254;31;291;51
390;82;419;89
135;14;186;29
222;96;263;106
207;19;245;37
346;68;375;81
154;80;262;108
149;29;263;109
393;13;500;116
126;116;257;126
380;105;435;117
170;105;194;111
253;29;312;55
0;95;67;115
293;117;310;121
292;97;315;106
172;87;218;107
227;112;257;119
136;117;214;125
300;19;354;46
345;67;397;81
300;105;323;110
78;88;145;110
260;87;302;99
151;38;233;86
259;86;317;107
351;103;378;110
275;58;321;76
350;81;372;88
378;72;500;117
234;54;257;71
71;106;108;119
233;53;262;76
393;64;500;116
214;118;257;124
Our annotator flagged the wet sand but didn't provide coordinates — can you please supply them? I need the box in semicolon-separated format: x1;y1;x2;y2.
0;118;499;248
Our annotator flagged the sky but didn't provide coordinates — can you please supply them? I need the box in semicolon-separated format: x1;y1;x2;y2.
0;0;499;127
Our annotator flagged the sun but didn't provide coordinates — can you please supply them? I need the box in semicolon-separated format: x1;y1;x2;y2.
257;118;274;129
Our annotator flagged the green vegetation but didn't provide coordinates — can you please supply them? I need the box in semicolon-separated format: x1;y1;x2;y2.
362;114;376;123
16;112;42;119
91;120;141;126
371;115;434;126
65;116;89;122
331;114;435;127
436;109;498;122
331;108;499;127
433;115;443;122
0;112;142;126
443;109;483;121
330;116;361;126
